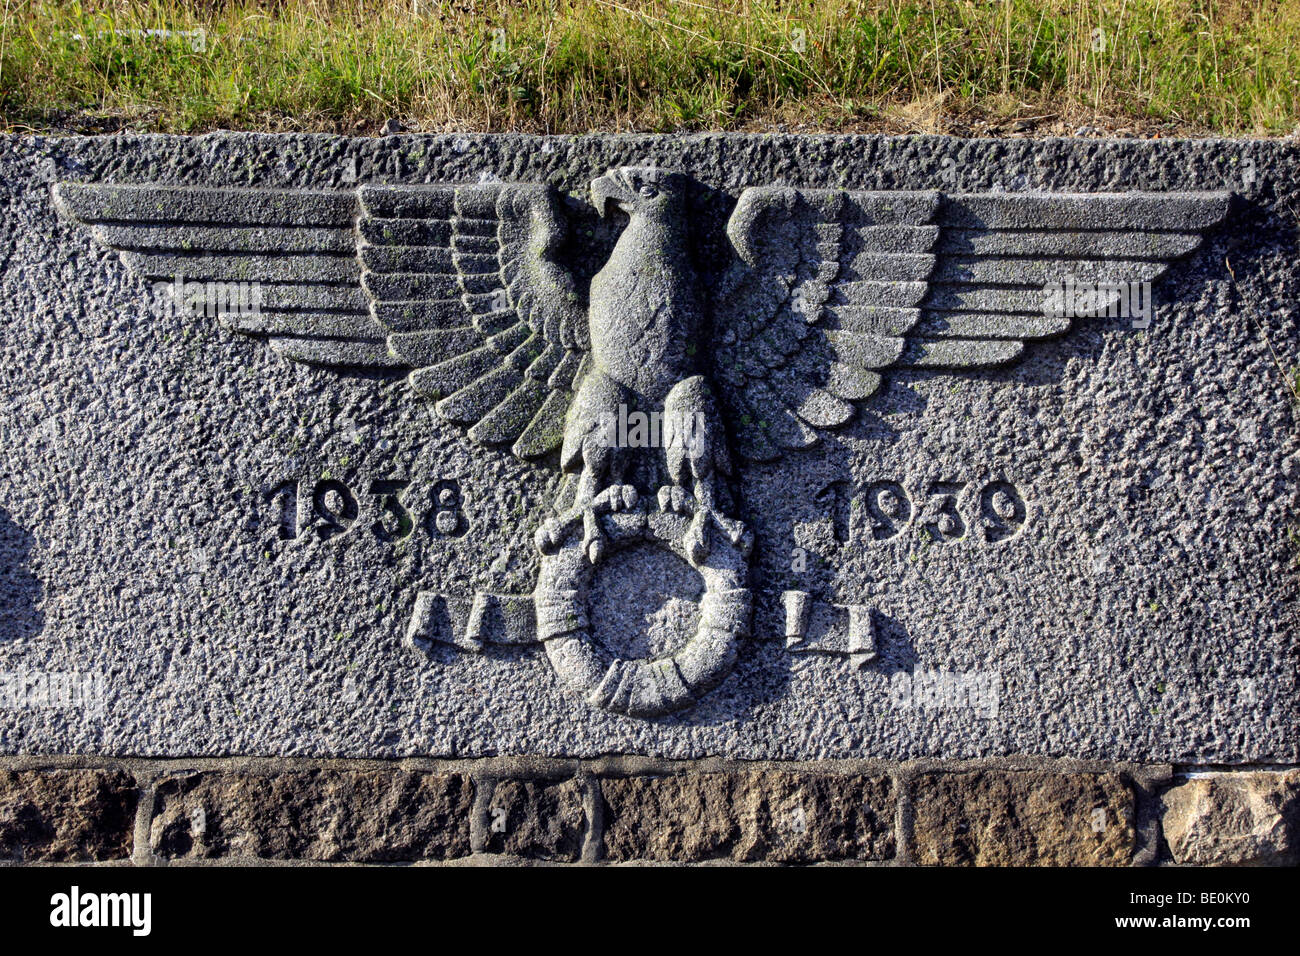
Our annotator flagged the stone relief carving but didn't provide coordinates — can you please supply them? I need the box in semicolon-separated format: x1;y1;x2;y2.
54;170;1231;718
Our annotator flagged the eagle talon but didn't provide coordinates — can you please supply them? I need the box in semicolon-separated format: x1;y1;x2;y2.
594;483;639;513
734;525;754;559
536;483;638;560
715;513;748;546
677;498;751;565
684;511;711;565
535;514;576;554
656;484;695;516
583;508;607;564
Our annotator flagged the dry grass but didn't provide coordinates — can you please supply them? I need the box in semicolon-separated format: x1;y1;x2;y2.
3;0;1298;135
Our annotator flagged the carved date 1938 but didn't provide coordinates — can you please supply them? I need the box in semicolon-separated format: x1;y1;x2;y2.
267;477;466;542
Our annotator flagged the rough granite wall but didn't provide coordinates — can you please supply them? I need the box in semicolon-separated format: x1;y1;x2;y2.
0;133;1296;864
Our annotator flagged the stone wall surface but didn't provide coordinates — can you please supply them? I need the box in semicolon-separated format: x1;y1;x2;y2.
1161;771;1299;866
0;133;1295;775
0;757;1293;866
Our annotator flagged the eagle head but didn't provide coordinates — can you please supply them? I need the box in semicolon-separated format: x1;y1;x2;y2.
591;167;686;219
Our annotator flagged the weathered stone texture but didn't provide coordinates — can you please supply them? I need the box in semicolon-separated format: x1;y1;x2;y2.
1162;771;1299;866
0;769;137;861
149;769;472;861
480;777;587;861
601;771;895;862
909;771;1135;866
4;135;1297;763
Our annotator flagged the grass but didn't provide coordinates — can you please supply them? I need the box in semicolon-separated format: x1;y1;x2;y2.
2;0;1299;135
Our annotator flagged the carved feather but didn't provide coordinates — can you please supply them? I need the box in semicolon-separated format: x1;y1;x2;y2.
713;186;1231;461
359;182;589;460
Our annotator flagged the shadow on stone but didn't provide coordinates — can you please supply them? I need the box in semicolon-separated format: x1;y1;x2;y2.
0;508;43;642
871;610;919;674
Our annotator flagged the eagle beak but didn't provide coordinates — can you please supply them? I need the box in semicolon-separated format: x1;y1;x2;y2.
592;169;635;218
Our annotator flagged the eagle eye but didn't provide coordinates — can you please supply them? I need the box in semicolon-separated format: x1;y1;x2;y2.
638;184;658;198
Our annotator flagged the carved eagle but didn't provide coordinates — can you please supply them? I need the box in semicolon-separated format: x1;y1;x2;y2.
53;173;1229;468
53;170;1232;717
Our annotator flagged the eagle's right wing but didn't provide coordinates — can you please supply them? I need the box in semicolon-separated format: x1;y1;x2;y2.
54;181;589;462
358;183;588;459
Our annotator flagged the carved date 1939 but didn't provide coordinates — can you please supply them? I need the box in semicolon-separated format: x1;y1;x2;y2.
817;479;1027;545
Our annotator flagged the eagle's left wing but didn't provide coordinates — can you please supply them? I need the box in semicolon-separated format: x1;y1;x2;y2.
711;187;1231;462
54;180;589;461
53;183;395;367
